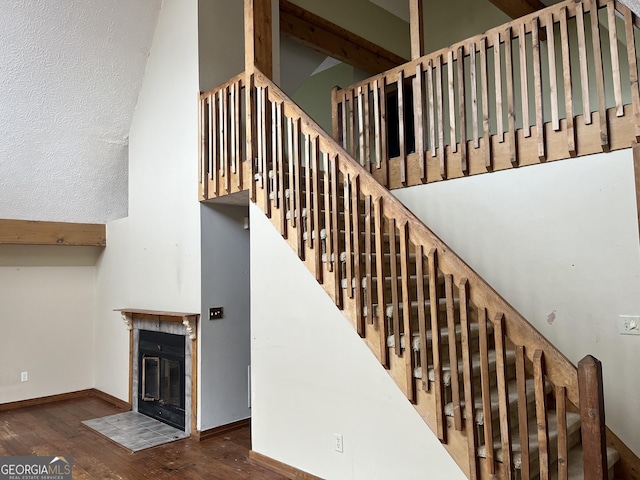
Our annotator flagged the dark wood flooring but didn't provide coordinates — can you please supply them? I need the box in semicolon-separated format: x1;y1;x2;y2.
0;396;287;479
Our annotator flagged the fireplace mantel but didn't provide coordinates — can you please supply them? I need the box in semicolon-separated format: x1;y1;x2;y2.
116;308;199;340
115;308;200;435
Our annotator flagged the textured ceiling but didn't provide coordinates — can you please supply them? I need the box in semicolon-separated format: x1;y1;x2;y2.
0;0;160;223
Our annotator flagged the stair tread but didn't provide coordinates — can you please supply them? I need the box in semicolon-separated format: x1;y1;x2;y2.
551;445;620;480
477;411;582;468
386;321;488;351
443;378;551;426
364;298;455;320
414;349;517;386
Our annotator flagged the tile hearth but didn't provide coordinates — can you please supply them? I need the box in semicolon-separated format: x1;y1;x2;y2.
82;411;189;452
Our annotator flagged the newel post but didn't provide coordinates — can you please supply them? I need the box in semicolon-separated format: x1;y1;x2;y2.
578;355;608;480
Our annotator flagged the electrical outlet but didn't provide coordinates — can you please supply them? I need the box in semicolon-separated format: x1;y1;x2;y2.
209;307;224;320
21;372;28;382
619;315;640;335
334;433;343;453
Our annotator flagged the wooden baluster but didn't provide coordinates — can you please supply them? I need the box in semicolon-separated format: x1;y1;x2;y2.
494;313;513;477
457;46;468;174
459;278;479;480
400;222;415;402
380;77;389;187
480;38;492;171
576;3;592;125
436;55;446;178
495;32;504;144
344;173;353;299
271;100;278;209
210;92;218;197
358;87;366;166
199;94;207;199
532;17;546;161
416;245;429;391
428;248;445;440
352;175;364;334
590;0;609;151
305;136;312;250
341;91;349;153
288;118;295;230
621;3;640;141
324;154;333;273
364;86;371;172
428;59;437;159
312;136;322;283
608;2;623;117
398;70;407;185
556;386;568;480
278;104;286;237
519;23;531;138
448;50;457;154
578;355;608;480
445;274;462;430
293;118;303;259
222;87;230;194
415;62;427;182
365;194;373;325
505;27;517;167
470;42;480;148
560;7;576;156
235;81;243;190
533;350;550;480
230;83;236;181
373;79;382;169
247;76;256;202
374;197;388;367
478;308;495;474
261;88;270;217
331;155;342;308
516;346;530;480
546;12;560;132
349;89;356;157
388;217;400;356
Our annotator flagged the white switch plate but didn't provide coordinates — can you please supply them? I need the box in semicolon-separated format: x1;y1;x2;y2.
619;315;640;335
334;433;343;453
20;371;28;382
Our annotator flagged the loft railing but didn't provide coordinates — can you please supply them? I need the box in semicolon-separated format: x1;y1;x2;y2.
197;68;624;478
332;0;640;190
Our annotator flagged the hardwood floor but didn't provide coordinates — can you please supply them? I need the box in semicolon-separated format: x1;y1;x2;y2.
0;397;288;479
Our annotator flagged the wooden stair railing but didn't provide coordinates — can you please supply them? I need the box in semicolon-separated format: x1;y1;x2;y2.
332;0;640;191
199;68;632;478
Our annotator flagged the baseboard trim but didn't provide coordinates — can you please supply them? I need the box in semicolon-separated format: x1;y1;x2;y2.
194;418;251;441
249;451;323;480
0;389;131;412
89;389;132;411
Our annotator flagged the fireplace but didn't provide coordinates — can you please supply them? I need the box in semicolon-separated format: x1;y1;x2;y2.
117;309;199;435
138;330;186;431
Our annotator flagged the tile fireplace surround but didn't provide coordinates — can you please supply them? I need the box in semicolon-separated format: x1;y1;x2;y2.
116;309;199;436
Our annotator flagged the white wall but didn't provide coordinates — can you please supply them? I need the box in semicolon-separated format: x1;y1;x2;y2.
0;246;98;403
250;203;466;480
93;0;201;402
199;204;251;430
394;150;640;457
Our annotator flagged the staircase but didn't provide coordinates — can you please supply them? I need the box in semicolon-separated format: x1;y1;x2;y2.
197;0;640;478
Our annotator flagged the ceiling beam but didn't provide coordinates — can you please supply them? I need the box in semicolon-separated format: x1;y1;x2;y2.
279;0;407;75
0;219;106;246
488;0;546;19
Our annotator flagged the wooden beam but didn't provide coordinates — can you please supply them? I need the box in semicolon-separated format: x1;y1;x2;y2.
0;219;105;246
279;0;407;75
245;0;273;78
409;0;424;60
488;0;546;19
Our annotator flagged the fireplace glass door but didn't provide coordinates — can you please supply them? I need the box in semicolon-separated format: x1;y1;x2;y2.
142;356;182;408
